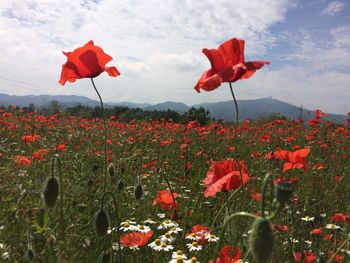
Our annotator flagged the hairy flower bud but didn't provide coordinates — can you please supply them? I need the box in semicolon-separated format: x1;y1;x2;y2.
95;210;109;237
117;180;124;191
43;177;59;208
275;181;293;204
26;247;35;260
134;183;143;201
98;250;111;263
249;217;275;263
108;163;115;177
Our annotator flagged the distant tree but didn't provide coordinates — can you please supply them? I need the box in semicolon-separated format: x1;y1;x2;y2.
184;107;211;125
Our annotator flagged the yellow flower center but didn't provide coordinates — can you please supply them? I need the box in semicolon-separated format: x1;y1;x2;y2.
124;222;130;227
139;225;145;229
176;250;183;255
160;242;167;248
165;232;171;238
191;257;198;262
191;241;198;247
155;239;161;245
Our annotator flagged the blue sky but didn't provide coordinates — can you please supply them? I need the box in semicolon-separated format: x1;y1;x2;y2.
0;0;349;114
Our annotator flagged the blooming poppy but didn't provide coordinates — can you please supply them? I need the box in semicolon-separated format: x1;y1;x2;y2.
209;245;241;263
15;155;31;167
204;159;249;197
152;190;179;211
120;230;153;247
274;148;310;173
194;38;270;92
59;40;120;85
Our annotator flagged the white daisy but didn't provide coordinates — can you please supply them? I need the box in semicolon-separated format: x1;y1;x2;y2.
158;220;178;230
205;233;219;242
301;216;315;222
185;256;200;263
325;224;341;229
158;213;166;219
168;226;183;234
171;250;188;259
185;232;198;241
134;224;151;233
156;242;174;252
143;219;157;225
119;220;137;232
186;241;202;252
160;232;176;243
148;238;162;250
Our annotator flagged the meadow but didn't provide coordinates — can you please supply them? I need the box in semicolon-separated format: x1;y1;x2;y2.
0;106;349;262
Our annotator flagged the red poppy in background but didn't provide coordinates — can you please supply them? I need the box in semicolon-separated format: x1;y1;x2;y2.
120;231;153;247
204;159;249;197
274;148;310;173
15;155;31;167
59;40;120;85
194;38;270;92
209;245;241;263
152;190;179;211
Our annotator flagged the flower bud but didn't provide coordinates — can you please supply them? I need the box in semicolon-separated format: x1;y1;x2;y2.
43;177;59;208
98;250;111;263
275;181;293;204
26;247;35;260
108;163;115;177
249;217;275;263
95;210;109;237
117;180;124;191
134;183;143;201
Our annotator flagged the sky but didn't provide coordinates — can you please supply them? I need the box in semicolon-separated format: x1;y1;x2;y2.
0;0;349;114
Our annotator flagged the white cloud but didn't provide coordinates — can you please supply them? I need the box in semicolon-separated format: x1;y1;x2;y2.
321;1;346;16
0;0;349;114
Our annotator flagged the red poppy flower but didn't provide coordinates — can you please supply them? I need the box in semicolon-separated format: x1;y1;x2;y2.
119;231;153;247
331;213;346;222
59;40;120;85
194;38;270;92
209;246;241;263
15;155;31;167
152;190;179;211
310;228;322;235
274;148;310;173
204;159;249;197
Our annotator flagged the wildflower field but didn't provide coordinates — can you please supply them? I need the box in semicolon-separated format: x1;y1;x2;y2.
1;105;349;262
0;38;350;262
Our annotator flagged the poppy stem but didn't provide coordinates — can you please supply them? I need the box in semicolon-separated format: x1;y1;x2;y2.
229;82;239;128
90;78;108;193
213;212;257;263
261;173;272;218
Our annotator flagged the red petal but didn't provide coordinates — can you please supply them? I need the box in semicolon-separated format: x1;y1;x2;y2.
218;38;245;66
194;70;223;92
106;66;120;77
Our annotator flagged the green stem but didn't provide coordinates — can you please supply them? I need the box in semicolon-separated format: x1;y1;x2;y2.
261;173;272;218
326;235;350;263
101;191;122;263
213;212;257;263
229;82;239;127
91;78;107;193
57;157;65;241
211;188;240;227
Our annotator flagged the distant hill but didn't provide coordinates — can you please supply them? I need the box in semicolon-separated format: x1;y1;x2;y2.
0;94;347;123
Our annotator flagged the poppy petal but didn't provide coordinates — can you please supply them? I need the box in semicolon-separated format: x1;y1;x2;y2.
106;66;120;77
194;70;223;93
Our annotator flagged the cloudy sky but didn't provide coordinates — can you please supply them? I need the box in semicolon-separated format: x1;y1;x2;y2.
0;0;349;114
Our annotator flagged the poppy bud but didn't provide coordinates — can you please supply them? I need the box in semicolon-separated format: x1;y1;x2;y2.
117;180;124;191
134;183;143;201
92;164;99;172
317;256;326;263
97;250;111;263
26;247;35;260
275;181;293;204
108;163;115;177
95;210;109;237
249;217;275;263
43;177;59;208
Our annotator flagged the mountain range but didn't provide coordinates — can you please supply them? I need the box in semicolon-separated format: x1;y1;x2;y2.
0;93;347;123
